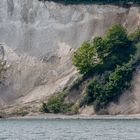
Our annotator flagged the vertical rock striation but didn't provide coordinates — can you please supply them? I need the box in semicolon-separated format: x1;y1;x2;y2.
0;0;140;114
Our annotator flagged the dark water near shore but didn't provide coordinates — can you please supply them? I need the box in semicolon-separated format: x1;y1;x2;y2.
0;119;140;140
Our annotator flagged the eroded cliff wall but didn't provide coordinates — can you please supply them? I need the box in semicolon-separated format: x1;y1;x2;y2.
0;0;140;113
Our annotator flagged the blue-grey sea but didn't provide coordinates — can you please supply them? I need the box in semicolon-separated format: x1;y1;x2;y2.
0;118;140;140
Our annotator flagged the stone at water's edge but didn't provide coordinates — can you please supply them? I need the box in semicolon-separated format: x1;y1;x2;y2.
0;0;140;114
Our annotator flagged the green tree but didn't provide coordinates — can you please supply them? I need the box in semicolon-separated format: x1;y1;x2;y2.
73;24;135;75
73;24;139;112
90;37;104;61
128;28;140;45
72;41;97;74
42;24;140;114
42;95;63;113
103;24;134;69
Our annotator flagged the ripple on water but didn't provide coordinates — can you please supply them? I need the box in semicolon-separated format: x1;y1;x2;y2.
0;119;139;140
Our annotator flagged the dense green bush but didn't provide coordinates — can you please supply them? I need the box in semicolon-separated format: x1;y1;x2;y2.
72;41;97;74
41;92;74;113
73;24;135;75
73;24;140;112
102;25;135;70
41;94;64;113
42;24;140;114
128;28;140;44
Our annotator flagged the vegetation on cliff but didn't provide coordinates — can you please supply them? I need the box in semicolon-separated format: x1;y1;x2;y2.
73;24;140;111
42;24;140;114
39;0;140;5
41;93;73;113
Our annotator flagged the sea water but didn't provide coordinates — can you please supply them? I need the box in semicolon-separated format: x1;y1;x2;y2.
0;118;140;140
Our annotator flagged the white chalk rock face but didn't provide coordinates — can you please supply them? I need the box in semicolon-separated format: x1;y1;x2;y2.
0;0;140;113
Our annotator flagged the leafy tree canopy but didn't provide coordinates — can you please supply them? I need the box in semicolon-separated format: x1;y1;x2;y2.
73;24;140;112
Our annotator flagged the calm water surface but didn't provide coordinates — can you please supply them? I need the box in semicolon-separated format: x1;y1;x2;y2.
0;119;140;140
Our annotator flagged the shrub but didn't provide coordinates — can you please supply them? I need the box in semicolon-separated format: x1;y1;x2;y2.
13;108;29;117
42;95;63;113
42;24;140;114
41;92;73;113
71;104;79;114
74;24;140;112
86;60;138;111
103;24;135;69
73;24;135;75
72;41;96;74
128;28;140;44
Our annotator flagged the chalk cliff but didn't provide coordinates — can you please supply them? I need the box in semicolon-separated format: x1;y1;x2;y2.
0;0;140;114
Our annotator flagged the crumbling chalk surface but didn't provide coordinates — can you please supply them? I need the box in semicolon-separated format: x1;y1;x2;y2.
0;0;140;114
